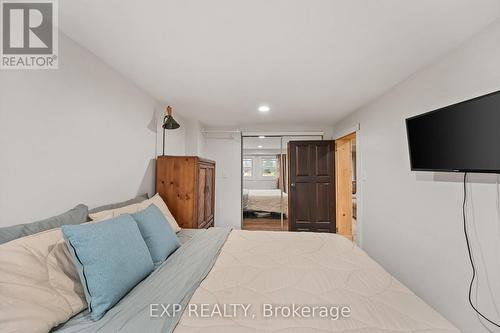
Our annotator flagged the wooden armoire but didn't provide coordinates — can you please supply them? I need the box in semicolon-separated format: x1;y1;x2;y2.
156;156;215;229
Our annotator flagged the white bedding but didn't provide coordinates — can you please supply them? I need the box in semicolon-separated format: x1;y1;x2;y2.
244;189;288;215
175;230;458;332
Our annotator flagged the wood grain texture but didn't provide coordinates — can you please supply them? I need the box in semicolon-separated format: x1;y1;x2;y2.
156;156;215;229
335;134;354;240
288;140;336;233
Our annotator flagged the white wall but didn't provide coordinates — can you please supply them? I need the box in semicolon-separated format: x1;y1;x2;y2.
0;33;189;227
155;112;198;157
202;135;242;229
184;119;206;156
333;20;500;333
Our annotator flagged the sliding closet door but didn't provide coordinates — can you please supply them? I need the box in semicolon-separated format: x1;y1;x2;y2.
242;136;284;231
288;140;336;233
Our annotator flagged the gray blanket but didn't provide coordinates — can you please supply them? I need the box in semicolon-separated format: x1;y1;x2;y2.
53;227;231;333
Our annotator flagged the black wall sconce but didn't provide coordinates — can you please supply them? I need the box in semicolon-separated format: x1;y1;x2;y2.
162;105;180;156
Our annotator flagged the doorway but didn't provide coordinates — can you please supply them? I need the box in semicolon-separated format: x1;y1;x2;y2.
335;132;357;242
241;134;322;231
242;136;284;231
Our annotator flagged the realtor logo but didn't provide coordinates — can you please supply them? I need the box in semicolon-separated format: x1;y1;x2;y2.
1;0;58;69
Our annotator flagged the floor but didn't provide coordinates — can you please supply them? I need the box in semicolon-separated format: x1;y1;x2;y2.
242;218;289;231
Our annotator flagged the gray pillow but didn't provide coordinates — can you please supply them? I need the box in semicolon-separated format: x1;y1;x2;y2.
88;193;149;215
0;204;89;245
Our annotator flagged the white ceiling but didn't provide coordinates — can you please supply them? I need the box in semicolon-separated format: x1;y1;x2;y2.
59;0;500;127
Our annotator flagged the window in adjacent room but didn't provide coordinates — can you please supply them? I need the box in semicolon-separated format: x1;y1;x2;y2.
243;158;253;178
261;157;277;177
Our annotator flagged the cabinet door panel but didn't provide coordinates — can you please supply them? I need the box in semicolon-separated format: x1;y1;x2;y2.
198;167;206;227
205;166;214;221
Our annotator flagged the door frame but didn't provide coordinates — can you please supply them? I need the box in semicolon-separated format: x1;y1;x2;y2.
335;133;355;241
334;124;362;246
240;132;324;230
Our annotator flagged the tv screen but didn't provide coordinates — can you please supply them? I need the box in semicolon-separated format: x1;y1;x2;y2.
406;90;500;173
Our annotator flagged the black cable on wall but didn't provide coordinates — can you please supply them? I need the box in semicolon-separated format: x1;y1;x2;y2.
462;172;500;328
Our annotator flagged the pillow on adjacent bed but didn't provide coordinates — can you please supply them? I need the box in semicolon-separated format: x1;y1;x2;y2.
89;193;181;233
0;228;87;333
131;204;180;265
62;215;154;320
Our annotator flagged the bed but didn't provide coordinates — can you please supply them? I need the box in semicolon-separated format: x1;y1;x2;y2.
243;189;288;216
54;228;459;333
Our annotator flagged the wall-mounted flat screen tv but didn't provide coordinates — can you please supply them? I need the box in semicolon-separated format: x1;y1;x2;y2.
406;90;500;173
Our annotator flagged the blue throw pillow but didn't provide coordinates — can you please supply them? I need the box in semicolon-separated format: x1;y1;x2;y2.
62;215;154;320
131;204;180;265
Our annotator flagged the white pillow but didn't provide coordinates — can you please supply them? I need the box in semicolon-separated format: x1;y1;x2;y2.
142;194;181;232
0;228;86;333
89;202;142;221
89;193;181;233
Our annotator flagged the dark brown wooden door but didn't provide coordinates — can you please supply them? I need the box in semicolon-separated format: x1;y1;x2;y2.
288;140;336;233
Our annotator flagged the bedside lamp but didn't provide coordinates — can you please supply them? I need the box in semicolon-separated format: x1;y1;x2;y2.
162;106;180;156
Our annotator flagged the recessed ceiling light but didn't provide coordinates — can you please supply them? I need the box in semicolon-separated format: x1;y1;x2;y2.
258;145;263;148
258;105;270;112
258;136;266;139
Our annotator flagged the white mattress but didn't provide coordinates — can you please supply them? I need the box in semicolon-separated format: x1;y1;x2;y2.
245;189;288;215
175;230;458;332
